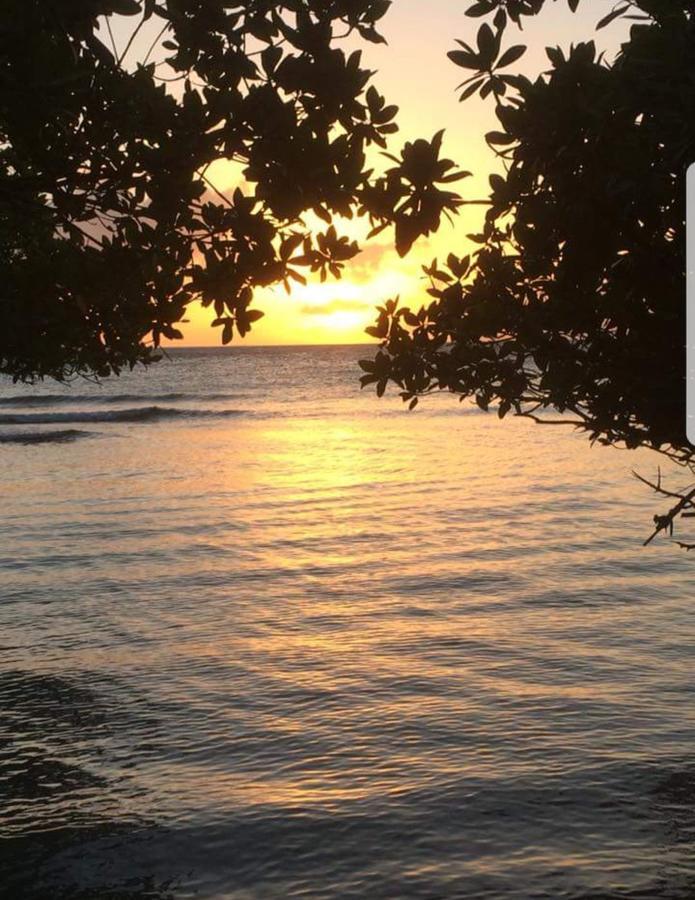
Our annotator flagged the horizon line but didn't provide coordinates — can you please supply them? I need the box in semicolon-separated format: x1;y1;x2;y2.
165;341;377;350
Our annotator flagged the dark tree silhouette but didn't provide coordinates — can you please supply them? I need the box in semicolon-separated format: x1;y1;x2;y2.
1;0;465;381
360;0;695;545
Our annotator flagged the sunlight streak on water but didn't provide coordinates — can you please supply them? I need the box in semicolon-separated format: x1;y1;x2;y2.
1;347;694;899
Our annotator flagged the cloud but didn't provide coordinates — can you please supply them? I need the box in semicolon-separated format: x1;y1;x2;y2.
300;298;372;316
348;241;395;279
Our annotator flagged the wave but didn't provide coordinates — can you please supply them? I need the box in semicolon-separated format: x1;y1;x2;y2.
0;392;238;407
0;406;246;425
0;429;94;445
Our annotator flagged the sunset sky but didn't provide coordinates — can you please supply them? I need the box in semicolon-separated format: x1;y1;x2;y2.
114;1;627;347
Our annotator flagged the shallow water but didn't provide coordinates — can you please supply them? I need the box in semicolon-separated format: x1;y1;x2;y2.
1;346;694;899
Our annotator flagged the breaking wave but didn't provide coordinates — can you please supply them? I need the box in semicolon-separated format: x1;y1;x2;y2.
0;392;238;407
0;429;94;445
0;406;246;426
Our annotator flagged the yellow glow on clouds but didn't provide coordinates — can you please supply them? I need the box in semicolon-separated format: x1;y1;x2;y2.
164;0;629;348
178;235;430;346
173;196;488;347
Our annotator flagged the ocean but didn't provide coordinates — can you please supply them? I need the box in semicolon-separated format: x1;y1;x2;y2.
1;345;694;899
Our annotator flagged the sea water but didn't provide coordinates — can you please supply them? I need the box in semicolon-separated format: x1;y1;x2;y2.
1;346;694;899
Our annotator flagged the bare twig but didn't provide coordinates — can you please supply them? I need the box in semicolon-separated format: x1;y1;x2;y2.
105;17;119;60
634;467;695;547
117;13;147;67
522;413;586;428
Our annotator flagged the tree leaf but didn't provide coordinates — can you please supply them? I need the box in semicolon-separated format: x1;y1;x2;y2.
496;44;526;68
448;49;481;70
596;4;630;29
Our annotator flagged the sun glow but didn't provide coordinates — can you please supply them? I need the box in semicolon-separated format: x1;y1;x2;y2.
175;251;425;347
319;309;367;334
147;0;626;350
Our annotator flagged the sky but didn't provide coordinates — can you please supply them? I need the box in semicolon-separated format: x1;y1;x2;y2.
113;1;629;347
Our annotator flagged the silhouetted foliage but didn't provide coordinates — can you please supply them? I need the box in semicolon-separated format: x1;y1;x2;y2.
359;0;695;546
1;0;465;381
362;1;693;471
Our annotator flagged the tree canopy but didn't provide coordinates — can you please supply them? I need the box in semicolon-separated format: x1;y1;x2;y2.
1;0;465;381
361;0;693;473
3;1;694;540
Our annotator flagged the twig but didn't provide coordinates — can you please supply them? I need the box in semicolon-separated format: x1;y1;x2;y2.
142;22;171;67
635;468;695;546
117;13;147;67
105;17;119;60
522;413;586;427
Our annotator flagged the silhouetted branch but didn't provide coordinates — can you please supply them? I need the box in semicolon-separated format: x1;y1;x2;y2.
522;413;586;428
634;468;695;547
117;13;148;67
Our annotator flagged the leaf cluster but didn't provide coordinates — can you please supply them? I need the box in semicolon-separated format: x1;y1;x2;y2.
0;0;461;380
362;0;695;465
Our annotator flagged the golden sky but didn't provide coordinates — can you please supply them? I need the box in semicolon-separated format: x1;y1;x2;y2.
119;1;625;347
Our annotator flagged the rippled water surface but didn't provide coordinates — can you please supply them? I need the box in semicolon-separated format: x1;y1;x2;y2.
1;346;694;899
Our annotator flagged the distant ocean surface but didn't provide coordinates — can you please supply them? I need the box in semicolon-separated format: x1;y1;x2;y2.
2;345;695;900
